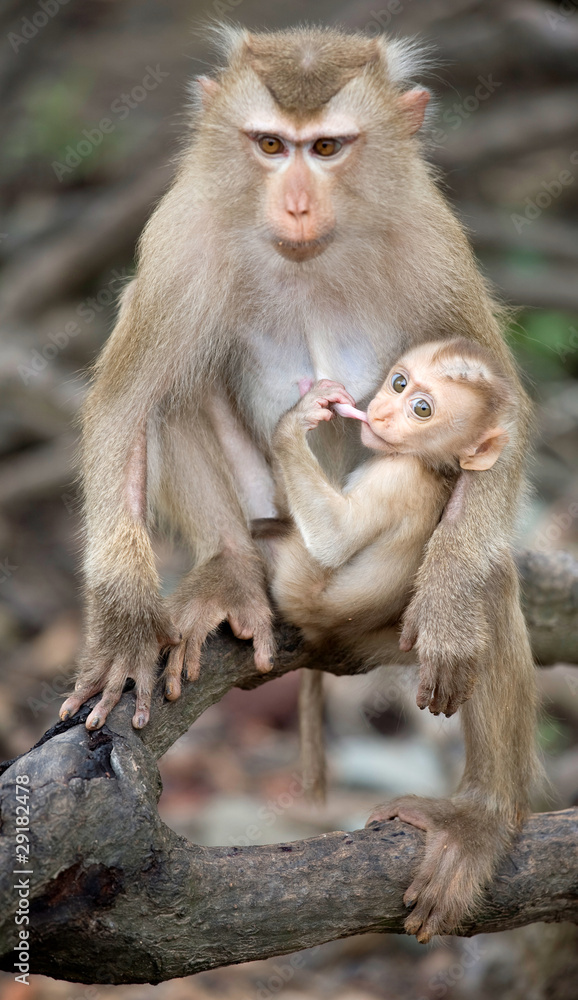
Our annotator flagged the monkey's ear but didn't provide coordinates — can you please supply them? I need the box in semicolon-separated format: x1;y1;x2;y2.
196;76;221;108
459;427;509;472
398;88;430;134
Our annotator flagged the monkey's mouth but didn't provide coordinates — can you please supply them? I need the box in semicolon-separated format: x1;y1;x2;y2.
361;420;398;453
273;233;334;262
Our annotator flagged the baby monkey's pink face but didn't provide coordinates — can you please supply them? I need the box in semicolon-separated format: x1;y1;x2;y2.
360;345;508;471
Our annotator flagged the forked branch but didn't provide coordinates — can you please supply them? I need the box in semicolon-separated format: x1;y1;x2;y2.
0;548;576;984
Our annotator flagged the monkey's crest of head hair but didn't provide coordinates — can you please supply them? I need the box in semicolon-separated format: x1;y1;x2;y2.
198;23;432;117
431;338;516;423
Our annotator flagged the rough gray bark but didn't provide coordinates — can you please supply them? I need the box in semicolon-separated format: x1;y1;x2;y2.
0;548;577;985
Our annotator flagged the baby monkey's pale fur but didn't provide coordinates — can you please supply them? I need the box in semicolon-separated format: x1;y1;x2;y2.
268;339;513;655
260;339;514;797
61;25;540;942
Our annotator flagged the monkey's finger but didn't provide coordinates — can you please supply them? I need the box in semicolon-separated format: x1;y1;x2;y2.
365;804;399;825
405;904;436;943
86;684;126;730
403;865;436;912
157;621;182;648
132;684;153;729
183;637;203;682
164;642;187;700
416;676;434;711
316;378;350;396
60;683;104;722
252;625;275;674
324;388;356;407
228;615;254;640
399;621;418;652
427;684;447;716
443;692;462;717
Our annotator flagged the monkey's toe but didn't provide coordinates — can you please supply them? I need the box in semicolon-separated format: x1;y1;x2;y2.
60;685;100;722
163;642;187;699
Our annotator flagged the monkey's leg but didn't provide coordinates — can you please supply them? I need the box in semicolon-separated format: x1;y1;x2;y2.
368;558;540;942
61;423;181;731
154;410;275;696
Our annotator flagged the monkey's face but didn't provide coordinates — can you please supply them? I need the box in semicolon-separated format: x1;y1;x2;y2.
195;60;430;264
362;353;488;464
242;108;361;261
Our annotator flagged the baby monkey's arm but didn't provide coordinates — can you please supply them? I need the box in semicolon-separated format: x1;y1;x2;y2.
273;380;389;568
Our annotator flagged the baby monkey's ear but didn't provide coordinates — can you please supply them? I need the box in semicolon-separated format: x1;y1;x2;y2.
459;427;509;471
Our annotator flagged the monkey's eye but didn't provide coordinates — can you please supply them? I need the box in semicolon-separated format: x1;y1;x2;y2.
258;136;285;155
312;138;342;157
411;398;432;419
392;374;407;393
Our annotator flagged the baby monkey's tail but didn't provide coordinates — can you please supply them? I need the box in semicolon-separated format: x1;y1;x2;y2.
299;668;326;804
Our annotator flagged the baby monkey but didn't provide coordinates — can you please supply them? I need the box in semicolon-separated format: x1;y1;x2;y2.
259;338;514;793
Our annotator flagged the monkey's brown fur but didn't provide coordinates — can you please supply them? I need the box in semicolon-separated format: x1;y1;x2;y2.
61;26;540;942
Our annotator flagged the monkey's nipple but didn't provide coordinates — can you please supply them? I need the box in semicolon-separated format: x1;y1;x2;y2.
332;402;369;423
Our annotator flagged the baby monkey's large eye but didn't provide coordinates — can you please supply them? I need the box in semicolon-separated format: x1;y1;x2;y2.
392;374;407;393
258;136;285;155
412;398;432;418
313;138;342;157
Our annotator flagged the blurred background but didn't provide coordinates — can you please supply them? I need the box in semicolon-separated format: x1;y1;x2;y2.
0;0;577;997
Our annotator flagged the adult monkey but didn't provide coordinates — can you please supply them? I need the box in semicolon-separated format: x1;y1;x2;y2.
61;27;540;940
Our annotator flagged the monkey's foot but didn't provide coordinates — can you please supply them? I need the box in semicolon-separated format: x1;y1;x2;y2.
366;795;500;943
60;607;180;732
165;554;275;697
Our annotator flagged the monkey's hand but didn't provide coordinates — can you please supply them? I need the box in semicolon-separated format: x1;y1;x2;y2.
366;795;500;943
60;588;181;731
292;380;356;431
400;576;487;717
164;548;274;695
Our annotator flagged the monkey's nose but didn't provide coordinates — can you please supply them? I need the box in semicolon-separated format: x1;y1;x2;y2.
285;191;310;218
370;404;391;424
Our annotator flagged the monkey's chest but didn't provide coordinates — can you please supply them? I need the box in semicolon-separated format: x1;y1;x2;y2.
240;327;383;439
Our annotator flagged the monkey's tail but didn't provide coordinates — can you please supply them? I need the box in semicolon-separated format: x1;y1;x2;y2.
299;668;326;804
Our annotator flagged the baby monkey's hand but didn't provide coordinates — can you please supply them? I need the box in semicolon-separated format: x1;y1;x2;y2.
295;379;356;431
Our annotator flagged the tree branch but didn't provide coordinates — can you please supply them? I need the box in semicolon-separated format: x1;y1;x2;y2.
0;548;577;984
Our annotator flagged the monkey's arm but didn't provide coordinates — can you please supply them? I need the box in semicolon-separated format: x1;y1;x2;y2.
400;436;528;714
273;415;388;568
60;364;181;731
